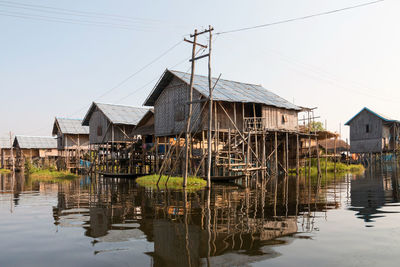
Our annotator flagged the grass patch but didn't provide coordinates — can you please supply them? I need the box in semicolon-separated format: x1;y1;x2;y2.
30;169;79;180
0;169;11;174
136;174;206;191
290;159;364;175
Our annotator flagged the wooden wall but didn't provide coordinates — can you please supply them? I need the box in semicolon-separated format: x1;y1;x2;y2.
153;76;299;136
154;76;202;136
88;108;134;144
262;106;298;131
56;133;89;149
348;109;383;153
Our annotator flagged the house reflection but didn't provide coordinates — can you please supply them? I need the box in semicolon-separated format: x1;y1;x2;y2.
349;166;400;224
51;174;343;266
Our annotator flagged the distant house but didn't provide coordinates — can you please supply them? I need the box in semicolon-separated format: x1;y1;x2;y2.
320;139;349;154
345;107;400;153
82;102;149;144
144;69;302;137
13;136;58;168
52;118;89;150
0;137;13;169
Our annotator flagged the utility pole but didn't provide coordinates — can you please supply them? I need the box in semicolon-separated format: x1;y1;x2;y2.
183;27;212;187
206;25;213;188
9;131;14;172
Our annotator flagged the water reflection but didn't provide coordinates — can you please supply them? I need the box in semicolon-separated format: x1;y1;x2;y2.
49;174;345;266
1;166;400;266
349;165;400;225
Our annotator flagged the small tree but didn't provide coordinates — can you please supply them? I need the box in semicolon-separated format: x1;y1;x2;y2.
308;121;325;132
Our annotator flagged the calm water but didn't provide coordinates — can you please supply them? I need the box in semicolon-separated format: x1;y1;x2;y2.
1;167;400;267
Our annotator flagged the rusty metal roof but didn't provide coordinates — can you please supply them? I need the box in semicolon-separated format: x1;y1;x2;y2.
13;136;57;149
52;118;89;135
82;102;149;126
144;69;301;111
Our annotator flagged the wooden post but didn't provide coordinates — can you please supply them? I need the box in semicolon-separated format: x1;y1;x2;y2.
286;132;289;173
334;136;337;173
296;134;299;175
155;137;159;173
262;132;266;175
228;128;231;174
274;132;278;176
325;134;328;174
206;25;213;188
316;136;321;175
183;29;198;187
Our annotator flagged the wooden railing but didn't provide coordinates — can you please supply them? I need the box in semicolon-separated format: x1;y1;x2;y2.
244;117;265;131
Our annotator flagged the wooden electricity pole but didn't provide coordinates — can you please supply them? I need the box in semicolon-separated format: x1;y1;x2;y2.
206;25;214;188
10;131;14;172
183;29;198;187
183;27;212;187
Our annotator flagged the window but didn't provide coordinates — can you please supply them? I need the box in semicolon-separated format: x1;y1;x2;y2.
282;114;288;124
174;103;185;121
97;126;102;136
366;124;370;133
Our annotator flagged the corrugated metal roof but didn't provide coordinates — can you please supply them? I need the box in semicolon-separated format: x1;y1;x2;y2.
82;102;149;126
0;137;12;149
53;118;89;135
345;107;400;125
14;136;57;149
144;69;301;111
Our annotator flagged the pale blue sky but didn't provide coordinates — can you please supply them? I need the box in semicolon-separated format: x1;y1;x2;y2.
1;0;398;140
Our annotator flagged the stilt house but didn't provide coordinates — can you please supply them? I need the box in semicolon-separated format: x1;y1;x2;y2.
345;107;400;153
52;118;90;170
0;137;13;169
143;69;304;177
82;102;149;144
82;102;150;175
13;136;58;168
144;69;302;136
52;118;89;150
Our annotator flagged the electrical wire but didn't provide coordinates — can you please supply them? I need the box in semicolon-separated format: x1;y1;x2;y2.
115;47;207;104
216;0;384;35
0;0;162;23
67;39;184;117
0;10;154;31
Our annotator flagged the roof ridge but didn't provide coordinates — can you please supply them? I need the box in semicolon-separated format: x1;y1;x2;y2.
170;70;264;88
95;102;149;109
15;135;56;138
55;117;83;121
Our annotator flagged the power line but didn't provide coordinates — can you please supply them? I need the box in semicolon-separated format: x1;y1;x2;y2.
115;47;207;104
0;10;147;30
0;0;162;23
216;0;384;35
0;10;144;30
67;40;184;117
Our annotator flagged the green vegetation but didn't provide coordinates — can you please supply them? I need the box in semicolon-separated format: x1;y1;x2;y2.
0;169;11;174
308;121;325;132
136;175;206;190
30;169;79;180
24;160;79;181
290;159;364;175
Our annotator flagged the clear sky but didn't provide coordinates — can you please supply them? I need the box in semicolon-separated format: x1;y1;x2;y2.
1;0;398;140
